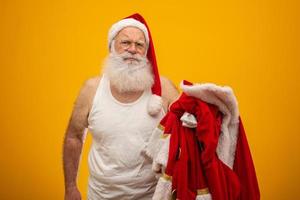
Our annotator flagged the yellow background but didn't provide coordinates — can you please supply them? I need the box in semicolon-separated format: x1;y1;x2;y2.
0;0;299;199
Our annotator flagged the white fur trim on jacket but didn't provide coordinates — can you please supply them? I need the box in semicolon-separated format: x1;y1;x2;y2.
152;175;172;200
143;125;164;159
142;124;169;174
154;134;170;171
180;81;239;169
181;112;198;128
196;193;212;200
108;18;149;50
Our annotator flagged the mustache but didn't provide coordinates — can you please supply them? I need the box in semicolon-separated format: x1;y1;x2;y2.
119;52;144;62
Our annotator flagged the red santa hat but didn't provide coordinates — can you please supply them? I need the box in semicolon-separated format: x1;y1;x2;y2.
108;13;162;116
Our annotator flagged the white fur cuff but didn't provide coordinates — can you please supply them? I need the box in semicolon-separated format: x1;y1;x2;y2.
143;125;164;159
180;112;197;128
152;176;172;200
196;193;212;200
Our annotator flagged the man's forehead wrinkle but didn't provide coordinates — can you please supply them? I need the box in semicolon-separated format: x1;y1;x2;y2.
117;28;146;42
118;32;130;38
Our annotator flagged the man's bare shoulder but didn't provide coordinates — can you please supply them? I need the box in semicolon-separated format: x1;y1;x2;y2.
160;76;175;87
160;75;178;94
74;76;102;109
159;75;180;108
83;76;101;91
66;76;102;137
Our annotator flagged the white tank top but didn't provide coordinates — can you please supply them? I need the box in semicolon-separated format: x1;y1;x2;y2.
87;75;165;199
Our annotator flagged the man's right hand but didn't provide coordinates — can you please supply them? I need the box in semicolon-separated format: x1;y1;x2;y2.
65;186;81;200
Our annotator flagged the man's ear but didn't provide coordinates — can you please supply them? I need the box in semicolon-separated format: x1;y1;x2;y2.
110;40;115;53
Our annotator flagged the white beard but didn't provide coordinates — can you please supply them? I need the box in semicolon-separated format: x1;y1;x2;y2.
103;52;154;93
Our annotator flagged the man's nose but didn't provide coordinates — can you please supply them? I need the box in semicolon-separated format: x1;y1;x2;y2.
127;43;137;54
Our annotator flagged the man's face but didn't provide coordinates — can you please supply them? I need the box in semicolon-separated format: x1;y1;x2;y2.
113;27;147;61
105;26;153;93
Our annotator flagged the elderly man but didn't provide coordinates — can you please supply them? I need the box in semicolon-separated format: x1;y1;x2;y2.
63;13;179;200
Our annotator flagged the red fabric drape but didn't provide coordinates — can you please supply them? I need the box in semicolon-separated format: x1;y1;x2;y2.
161;92;260;200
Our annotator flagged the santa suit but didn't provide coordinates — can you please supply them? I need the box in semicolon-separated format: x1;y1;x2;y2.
146;81;260;200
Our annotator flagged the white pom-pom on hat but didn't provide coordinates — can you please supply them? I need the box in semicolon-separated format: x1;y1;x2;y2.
147;94;163;116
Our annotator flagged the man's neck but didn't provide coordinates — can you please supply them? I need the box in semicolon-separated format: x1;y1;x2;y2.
110;84;144;103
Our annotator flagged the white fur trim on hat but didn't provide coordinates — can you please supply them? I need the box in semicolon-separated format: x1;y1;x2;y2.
108;18;149;50
147;94;163;116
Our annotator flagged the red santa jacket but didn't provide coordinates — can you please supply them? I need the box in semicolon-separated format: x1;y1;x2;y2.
150;81;260;200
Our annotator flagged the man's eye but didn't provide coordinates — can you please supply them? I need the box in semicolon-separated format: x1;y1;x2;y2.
121;41;130;45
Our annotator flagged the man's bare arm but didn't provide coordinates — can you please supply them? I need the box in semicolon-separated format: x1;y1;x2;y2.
160;76;180;112
63;77;99;199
